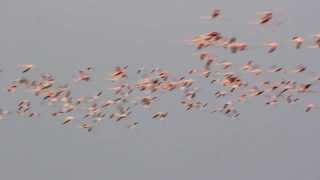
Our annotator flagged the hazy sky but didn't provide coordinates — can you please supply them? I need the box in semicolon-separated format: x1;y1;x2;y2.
1;0;320;179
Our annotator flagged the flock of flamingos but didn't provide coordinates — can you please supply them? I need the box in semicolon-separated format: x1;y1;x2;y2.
1;9;320;131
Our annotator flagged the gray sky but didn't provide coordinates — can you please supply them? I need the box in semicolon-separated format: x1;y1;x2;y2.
1;0;320;179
